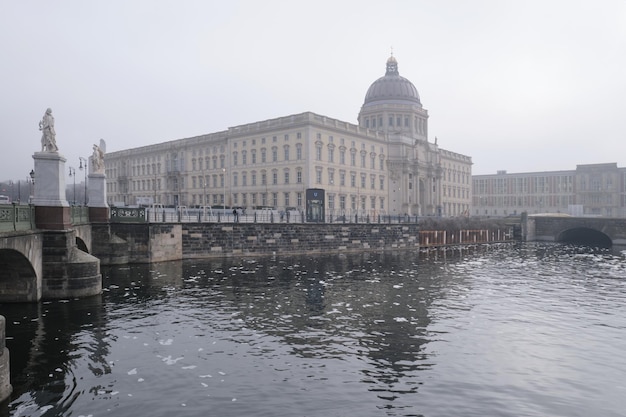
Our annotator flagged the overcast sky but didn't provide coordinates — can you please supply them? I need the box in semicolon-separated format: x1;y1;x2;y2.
1;0;625;182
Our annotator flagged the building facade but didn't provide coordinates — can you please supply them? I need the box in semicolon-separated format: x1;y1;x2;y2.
105;56;472;217
473;163;626;217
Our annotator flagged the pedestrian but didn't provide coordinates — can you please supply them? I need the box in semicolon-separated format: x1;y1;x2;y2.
232;208;239;222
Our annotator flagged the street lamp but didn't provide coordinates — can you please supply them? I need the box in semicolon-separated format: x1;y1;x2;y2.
28;169;35;204
222;168;226;212
79;157;87;205
69;167;76;205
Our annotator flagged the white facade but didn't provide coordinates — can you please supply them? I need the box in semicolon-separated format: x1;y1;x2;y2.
105;56;472;217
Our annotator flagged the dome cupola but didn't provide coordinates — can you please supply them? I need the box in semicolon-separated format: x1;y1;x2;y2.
362;55;421;108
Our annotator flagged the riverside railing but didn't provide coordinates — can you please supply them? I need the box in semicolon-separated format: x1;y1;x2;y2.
141;208;419;224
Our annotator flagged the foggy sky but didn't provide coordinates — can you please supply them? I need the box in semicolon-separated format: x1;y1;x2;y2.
1;0;625;182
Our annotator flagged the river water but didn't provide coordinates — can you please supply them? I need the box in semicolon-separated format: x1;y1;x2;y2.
1;242;626;417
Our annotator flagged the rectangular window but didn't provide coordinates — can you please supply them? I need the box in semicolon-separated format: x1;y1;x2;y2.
296;146;302;160
350;153;356;166
284;192;290;207
297;171;302;183
328;148;334;162
340;172;345;187
316;170;322;184
284;147;289;161
273;171;278;185
252;173;257;186
252;153;256;164
284;171;289;184
316;147;322;161
242;173;247;186
297;192;302;208
272;149;278;162
340;150;345;165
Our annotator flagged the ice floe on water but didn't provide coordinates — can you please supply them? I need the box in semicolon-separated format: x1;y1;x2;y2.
159;338;174;345
159;355;184;365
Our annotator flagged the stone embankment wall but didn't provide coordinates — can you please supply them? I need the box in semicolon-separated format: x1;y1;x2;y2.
94;221;514;264
182;223;419;259
93;223;419;262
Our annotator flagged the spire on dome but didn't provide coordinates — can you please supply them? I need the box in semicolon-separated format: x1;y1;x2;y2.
386;51;399;76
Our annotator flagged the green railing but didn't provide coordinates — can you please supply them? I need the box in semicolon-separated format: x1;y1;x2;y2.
110;206;147;223
0;204;35;232
70;206;90;225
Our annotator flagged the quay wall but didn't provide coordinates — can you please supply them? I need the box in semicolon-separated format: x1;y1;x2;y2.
94;223;420;262
182;223;419;259
94;222;513;264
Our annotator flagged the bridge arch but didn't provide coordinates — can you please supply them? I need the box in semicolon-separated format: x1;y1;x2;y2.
0;248;40;302
76;236;89;253
556;227;612;248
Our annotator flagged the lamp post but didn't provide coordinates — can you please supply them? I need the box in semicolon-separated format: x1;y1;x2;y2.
202;170;207;220
79;157;87;205
69;167;76;205
222;168;226;212
28;169;35;204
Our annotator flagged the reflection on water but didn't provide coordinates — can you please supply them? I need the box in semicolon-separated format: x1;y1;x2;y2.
2;243;626;417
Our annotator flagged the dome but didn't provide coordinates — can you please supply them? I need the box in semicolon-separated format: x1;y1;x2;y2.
362;56;421;108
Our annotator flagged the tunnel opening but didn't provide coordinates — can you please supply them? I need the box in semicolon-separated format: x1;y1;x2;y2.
557;227;612;248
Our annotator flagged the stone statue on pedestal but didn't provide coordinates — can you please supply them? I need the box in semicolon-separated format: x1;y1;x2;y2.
39;108;59;152
91;139;106;174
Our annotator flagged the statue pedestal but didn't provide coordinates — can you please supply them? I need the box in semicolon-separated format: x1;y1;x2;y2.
32;152;70;230
88;173;109;222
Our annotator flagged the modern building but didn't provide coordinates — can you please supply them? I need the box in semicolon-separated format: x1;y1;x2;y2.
105;55;472;217
472;163;626;217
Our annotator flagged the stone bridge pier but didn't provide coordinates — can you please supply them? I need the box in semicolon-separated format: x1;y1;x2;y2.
0;316;10;403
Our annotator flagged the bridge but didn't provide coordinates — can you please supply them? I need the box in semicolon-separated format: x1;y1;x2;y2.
522;214;626;247
0;205;99;303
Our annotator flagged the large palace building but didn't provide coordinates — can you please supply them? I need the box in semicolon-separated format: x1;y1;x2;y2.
105;55;472;217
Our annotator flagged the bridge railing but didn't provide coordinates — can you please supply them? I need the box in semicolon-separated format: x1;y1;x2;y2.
70;206;90;225
0;204;35;232
110;206;147;223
